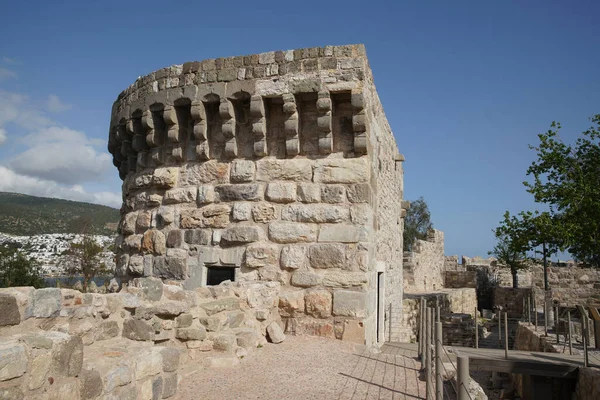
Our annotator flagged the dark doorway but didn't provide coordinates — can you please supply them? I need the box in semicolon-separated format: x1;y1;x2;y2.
206;267;235;286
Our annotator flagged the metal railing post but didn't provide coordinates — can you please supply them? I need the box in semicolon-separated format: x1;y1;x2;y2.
528;297;531;325
583;316;589;367
498;310;502;345
426;307;432;399
534;298;538;331
544;301;548;336
567;311;572;355
419;297;425;359
504;312;509;359
457;356;469;400
555;306;560;344
475;307;479;349
436;321;443;400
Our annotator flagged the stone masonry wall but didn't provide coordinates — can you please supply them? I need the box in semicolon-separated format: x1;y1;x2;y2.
403;229;444;292
107;44;404;346
0;280;281;399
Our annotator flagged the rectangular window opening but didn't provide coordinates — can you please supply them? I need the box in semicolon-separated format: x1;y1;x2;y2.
206;267;236;286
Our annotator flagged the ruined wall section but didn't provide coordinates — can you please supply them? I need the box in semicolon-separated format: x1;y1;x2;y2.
403;229;445;293
108;45;403;346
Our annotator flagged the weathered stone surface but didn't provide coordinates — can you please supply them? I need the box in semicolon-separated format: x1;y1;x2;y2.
136;211;152;232
235;329;260;349
0;387;24;400
256;159;312;181
0;294;20;326
280;245;307;269
268;222;318;243
350;204;373;226
132;277;164;302
175;313;193;328
232;202;252;221
266;182;296;203
230;160;256;182
154;248;187;280
152;375;164;400
32;288;61;318
342;320;365;344
122;319;155;341
333;290;367;317
128;254;144;275
297;183;321;203
252;203;277;223
132;348;162;380
142;229;166;255
27;351;51;390
281;204;349;223
197;185;216;204
163;187;196;204
166;229;184;248
309;244;345;268
184;228;211;245
200;298;240;316
125;234;143;252
79;369;103;399
122;212;137;235
95;321;119;341
291;270;322;288
221;226;262;245
211;333;237;352
245;242;279;268
215;184;264;202
313;158;369;183
305;290;333;318
157;206;175;226
0;342;27;381
180;161;228;185
321;185;346;203
153;167;179;188
136;301;189;319
162;372;178;398
51;333;83;377
322;271;367;287
180;204;231;229
279;290;305;317
347;183;371;203
175;326;207;341
318;224;360;243
198;313;227;332
266;322;285;343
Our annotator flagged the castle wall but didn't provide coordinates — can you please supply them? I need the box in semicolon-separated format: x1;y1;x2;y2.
403;229;445;293
107;45;404;346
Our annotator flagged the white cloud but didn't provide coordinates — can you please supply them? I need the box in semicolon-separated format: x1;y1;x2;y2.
0;67;17;80
0;166;121;208
46;95;72;113
0;90;52;130
2;57;19;65
0;128;6;145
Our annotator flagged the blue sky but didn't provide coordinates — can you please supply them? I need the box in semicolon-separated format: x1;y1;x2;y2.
0;0;598;258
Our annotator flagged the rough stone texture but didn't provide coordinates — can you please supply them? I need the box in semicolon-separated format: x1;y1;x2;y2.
266;322;285;343
0;342;27;381
332;290;367;318
32;288;62;318
403;229;445;293
0;294;20;326
108;44;404;346
304;290;332;318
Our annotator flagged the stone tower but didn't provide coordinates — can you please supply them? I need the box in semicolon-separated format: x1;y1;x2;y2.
108;44;405;345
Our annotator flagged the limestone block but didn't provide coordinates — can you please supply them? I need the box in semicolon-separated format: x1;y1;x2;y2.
27;350;52;390
230;160;256;182
175;313;193;328
162;372;178;398
131;277;164;302
256;159;312;181
309;244;346;268
180;204;231;229
342;320;365;344
157;206;175;226
175;326;207;341
154;248;187;280
199;313;227;332
281;204;349;223
350;204;373;226
291;270;322;288
280;245;307;269
318;224;360;243
215;184;264;202
79;369;103;399
197;185;216;204
166;229;184;248
147;193;163;207
245;242;279;268
122;212;137;235
313;158;369;183
296;183;321;203
128;254;144;275
268;222;318;243
305;290;333;318
0;387;23;400
122;319;155;341
136;301;189;320
132;348;162;381
125;234;143;252
322;271;367;288
266;322;285;343
347;183;371;203
278;290;305;317
266;182;297;203
232;202;252;221
32;288;61;318
180;161;229;185
0;342;27;381
235;329;260;349
0;294;20;326
95;321;120;341
153;167;179;188
142;229;166;255
163;187;197;204
184;229;211;245
201;298;241;316
321;185;346;203
333;290;367;317
252;203;278;223
211;333;237;352
221;226;262;245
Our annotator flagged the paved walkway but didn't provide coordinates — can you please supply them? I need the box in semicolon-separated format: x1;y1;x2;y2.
176;336;427;400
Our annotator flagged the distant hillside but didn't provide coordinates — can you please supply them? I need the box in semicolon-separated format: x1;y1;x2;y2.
0;192;120;236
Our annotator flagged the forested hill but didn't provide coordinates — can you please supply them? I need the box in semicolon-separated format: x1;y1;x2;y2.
0;192;119;236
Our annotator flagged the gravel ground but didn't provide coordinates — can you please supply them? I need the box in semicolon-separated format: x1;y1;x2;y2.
176;336;427;400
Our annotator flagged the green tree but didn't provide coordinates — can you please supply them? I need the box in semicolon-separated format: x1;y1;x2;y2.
524;115;600;266
489;212;530;288
403;197;433;251
0;246;45;288
60;236;108;292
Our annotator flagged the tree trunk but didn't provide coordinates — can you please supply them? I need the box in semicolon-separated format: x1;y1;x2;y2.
511;268;519;289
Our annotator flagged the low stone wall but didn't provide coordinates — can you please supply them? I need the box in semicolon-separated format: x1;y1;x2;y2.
0;279;281;399
513;322;557;353
494;287;532;318
444;270;477;288
575;367;600;400
531;265;600;307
